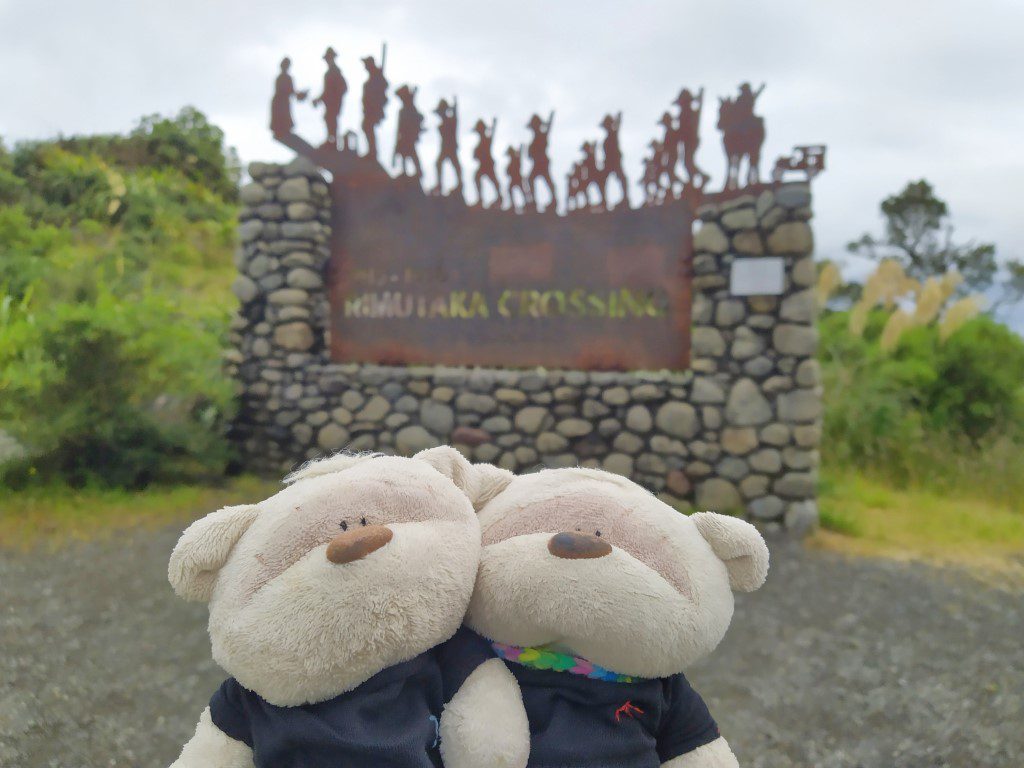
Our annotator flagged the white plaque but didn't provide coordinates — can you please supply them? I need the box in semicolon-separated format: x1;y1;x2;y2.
729;257;786;296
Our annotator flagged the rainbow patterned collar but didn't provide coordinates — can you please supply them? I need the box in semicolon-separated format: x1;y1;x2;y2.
491;641;643;684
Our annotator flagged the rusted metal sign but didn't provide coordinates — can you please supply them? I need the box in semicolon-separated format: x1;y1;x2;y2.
271;46;825;370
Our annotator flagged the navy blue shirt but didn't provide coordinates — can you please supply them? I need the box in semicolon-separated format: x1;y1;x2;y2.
209;652;448;768
441;630;720;768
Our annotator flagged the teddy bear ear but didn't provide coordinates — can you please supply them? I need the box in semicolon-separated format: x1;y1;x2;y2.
168;505;260;602
691;512;770;593
414;446;514;511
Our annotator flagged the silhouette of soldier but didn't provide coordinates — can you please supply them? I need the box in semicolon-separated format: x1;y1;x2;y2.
579;141;603;209
641;139;663;205
270;57;307;137
472;118;504;208
392;84;424;179
504;144;531;213
312;47;347;148
525;111;555;212
675;87;708;188
599;112;630;210
433;97;462;195
565;162;583;212
735;82;765;122
361;45;388;162
656;111;683;198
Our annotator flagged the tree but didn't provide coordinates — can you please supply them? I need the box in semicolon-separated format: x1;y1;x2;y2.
848;180;1020;301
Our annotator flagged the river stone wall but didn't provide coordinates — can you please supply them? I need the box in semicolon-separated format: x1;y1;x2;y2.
227;158;821;533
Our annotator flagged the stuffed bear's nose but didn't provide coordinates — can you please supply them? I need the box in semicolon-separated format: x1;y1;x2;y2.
548;531;612;560
326;525;393;564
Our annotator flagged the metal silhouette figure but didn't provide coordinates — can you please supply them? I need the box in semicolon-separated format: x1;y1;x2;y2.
640;139;662;206
433;97;463;195
504;144;531;212
392;84;424;180
599;112;630;210
655;111;683;199
718;82;766;189
270;57;307;137
565;160;585;212
361;44;388;162
773;144;827;182
312;47;348;149
580;141;603;209
675;87;707;188
525;111;556;212
472;118;504;208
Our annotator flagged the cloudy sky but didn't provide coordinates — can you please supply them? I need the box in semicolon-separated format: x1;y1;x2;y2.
2;0;1022;324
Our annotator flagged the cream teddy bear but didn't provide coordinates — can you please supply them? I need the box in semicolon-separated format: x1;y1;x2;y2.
448;466;769;768
166;447;528;768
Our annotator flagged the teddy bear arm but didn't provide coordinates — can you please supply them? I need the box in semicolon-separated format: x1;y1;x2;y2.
169;706;254;768
439;658;530;768
661;736;739;768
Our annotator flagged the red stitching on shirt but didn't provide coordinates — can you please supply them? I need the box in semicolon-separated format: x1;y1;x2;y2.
614;700;645;722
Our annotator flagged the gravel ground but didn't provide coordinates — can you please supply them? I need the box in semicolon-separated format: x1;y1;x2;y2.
1;526;1021;768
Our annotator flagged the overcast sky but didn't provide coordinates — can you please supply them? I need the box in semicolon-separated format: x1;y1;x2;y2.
2;0;1022;325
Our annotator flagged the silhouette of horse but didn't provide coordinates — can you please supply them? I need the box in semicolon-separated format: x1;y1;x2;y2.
717;97;765;189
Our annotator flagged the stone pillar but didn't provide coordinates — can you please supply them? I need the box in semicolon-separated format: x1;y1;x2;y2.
689;183;820;533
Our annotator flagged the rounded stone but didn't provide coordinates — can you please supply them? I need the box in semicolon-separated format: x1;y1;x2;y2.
602;386;630;406
722;427;758;455
317;423;350;451
232;275;259;303
273;322;314;351
330;407;353;426
286;202;318;221
631;383;663;401
774;472;817;498
730;327;765;361
749;448;783;474
666;470;691;496
781;289;817;323
637;453;668;474
783;447;819;470
655;402;699;439
740;474;770;499
291;423;313;446
767;222;813;254
716;457;750;481
625;405;653;433
268;288;308;305
357;395;390;422
432;386;456;403
239;182;269;206
692;327;726;357
773;324;818;357
695;479;742;512
791;257;816;287
396;425;436;454
794;423;822;448
557;418;593;438
452;426;491;446
691;377;726;404
420;400;455;435
732;230;764;255
725;379;772;426
693;222;729;254
287;268;323;289
276;176;312;203
340;390;364;410
760;423;791;446
715;299;746;327
650;435;687;455
612;432;645;455
777;389;822;423
514;446;538;465
495;388;527;405
481;415;512;433
515;406;551;434
795;359;821;387
722;208;757;230
536;431;569;453
603;453;634;477
749;495;785;521
456;393;497;413
474;443;501;462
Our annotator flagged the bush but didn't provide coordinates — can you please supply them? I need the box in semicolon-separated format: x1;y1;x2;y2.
0;286;235;489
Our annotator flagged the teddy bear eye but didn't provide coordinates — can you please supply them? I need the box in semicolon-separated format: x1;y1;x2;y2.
360;517;367;526
339;520;348;531
595;530;602;537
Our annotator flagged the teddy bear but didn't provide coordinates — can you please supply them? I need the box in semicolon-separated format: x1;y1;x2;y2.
166;447;528;768
446;465;769;768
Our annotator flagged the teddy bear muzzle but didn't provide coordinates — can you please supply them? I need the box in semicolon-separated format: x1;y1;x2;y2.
547;531;613;560
326;525;394;564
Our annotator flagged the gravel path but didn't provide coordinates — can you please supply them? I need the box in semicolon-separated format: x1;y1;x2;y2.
1;526;1021;768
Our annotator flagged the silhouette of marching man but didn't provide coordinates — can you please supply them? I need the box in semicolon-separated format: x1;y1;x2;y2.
472;118;504;208
641;139;663;206
525;111;555;212
392;84;424;180
675;87;707;188
656;111;683;199
433;97;462;195
270;57;307;137
313;47;347;148
599;112;630;209
504;145;531;213
361;44;388;162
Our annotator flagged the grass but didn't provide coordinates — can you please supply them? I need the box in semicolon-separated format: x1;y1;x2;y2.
0;475;280;550
814;467;1024;582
